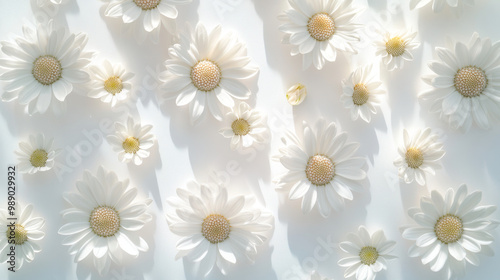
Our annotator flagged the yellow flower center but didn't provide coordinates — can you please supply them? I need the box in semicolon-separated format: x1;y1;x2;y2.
231;119;251;136
352;84;369;105
454;66;488;98
307;13;335;41
385;36;406;57
6;224;28;245
32;55;62;85
306;155;335;186
104;76;123;95
202;214;230;244
30;149;48;168
122;137;140;154
133;0;161;10
190;59;222;92
89;206;120;237
359;246;379;265
434;214;464;244
405;147;423;169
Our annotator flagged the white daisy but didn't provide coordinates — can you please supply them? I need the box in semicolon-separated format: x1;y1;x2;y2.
338;226;396;280
402;184;498;279
219;102;269;150
274;119;366;217
104;0;192;43
310;271;331;280
374;30;420;71
107;117;155;165
166;180;273;276
419;32;500;132
159;24;259;125
410;0;473;15
393;128;445;186
15;133;59;174
340;64;385;122
0;204;45;270
278;0;362;70
58;166;152;275
0;21;92;115
88;60;134;107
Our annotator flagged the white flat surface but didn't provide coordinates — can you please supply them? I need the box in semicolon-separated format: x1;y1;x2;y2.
1;0;500;279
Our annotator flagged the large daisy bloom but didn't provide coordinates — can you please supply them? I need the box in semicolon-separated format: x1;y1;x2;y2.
374;30;420;71
159;24;259;125
15;133;59;174
393;128;445;186
219;102;269;150
410;0;473;15
274;119;366;218
88;60;134;107
338;226;396;280
340;64;385;122
402;184;498;279
58;166;152;275
106;117;155;165
166;181;274;276
419;33;500;132
0;21;92;115
278;0;362;70
0;204;45;270
104;0;192;43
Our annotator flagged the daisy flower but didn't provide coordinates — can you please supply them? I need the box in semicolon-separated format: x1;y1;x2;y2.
374;30;419;71
0;21;92;115
160;24;259;125
340;64;385;122
104;0;192;43
310;271;331;280
106;117;155;165
410;0;474;15
15;133;59;174
166;180;273;276
278;0;362;70
58;166;152;275
402;184;498;279
286;83;307;105
274;119;366;218
0;203;45;270
393;128;445;186
338;226;396;280
219;102;269;150
420;33;500;132
88;60;134;107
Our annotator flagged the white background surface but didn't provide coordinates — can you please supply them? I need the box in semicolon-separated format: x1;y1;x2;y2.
1;0;500;279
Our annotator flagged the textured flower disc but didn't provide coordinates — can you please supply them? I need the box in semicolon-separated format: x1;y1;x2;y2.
30;149;48;168
385;37;406;57
6;224;28;245
405;147;424;169
90;206;120;237
190;60;222;92
122;137;140;154
454;66;488;98
104;76;123;95
231;119;251;136
306;155;335;186
32;55;62;85
352;84;369;105
434;214;464;244
307;13;335;41
133;0;161;10
359;246;379;265
202;214;230;244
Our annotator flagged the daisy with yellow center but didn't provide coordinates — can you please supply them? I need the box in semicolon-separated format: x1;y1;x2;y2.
107;117;155;165
402;184;498;279
0;204;45;270
278;0;362;70
274;119;366;218
166;181;273;276
219;102;269;150
59;166;152;276
341;65;386;123
15;133;59;174
88;60;134;107
375;30;419;71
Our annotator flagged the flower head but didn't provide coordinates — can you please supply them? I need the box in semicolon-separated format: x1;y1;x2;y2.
88;60;134;107
375;30;420;71
15;133;59;174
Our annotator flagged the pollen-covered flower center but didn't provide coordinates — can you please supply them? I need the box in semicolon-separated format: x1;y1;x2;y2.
405;147;423;169
90;206;120;237
434;214;464;244
104;76;123;95
133;0;161;10
352;84;369;105
122;137;140;154
30;149;48;168
386;37;406;57
32;55;62;85
359;246;379;265
307;13;335;41
454;66;487;98
191;60;221;92
306;155;335;186
202;214;230;244
231;119;250;136
6;224;28;245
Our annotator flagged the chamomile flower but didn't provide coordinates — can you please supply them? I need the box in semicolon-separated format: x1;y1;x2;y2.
375;30;420;71
88;60;134;107
409;0;474;15
15;133;58;174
